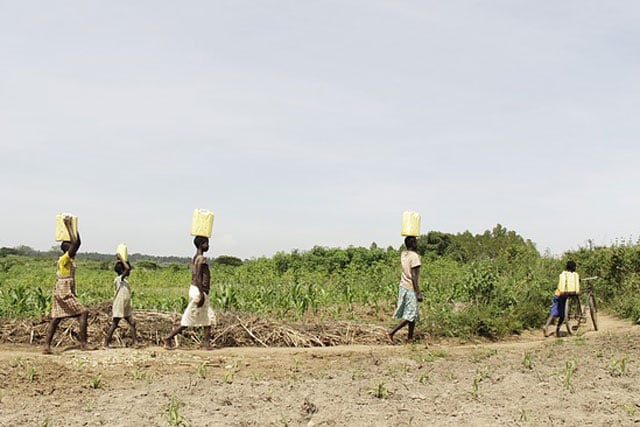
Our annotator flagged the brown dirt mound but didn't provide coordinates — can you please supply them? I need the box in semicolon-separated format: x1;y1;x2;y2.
0;303;391;349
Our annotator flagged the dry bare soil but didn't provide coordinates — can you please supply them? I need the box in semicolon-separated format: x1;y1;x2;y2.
0;314;639;427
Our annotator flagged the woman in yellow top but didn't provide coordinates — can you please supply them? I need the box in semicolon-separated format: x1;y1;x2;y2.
43;216;91;354
543;260;579;338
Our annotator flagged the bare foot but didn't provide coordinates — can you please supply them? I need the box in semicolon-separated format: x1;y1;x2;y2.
385;331;394;344
42;347;53;355
162;338;173;349
63;344;81;351
80;343;98;351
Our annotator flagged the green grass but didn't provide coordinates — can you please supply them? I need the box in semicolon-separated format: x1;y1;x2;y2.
369;381;391;399
164;394;187;427
609;354;629;377
563;357;578;392
88;374;103;389
522;352;534;370
6;236;639;340
196;363;207;379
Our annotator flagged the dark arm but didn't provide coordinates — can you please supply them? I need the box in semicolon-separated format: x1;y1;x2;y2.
194;257;205;307
64;217;81;258
411;265;423;302
411;265;421;293
123;260;131;277
117;253;131;277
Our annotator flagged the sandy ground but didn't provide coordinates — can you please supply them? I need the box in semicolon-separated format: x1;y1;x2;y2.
0;314;639;427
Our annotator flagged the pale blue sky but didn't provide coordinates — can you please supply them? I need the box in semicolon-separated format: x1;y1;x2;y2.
1;1;639;258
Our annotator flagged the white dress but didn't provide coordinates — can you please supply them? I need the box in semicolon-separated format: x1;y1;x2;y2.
180;255;215;327
112;276;133;318
180;285;216;327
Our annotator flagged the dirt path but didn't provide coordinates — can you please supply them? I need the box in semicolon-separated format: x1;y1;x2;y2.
0;314;639;426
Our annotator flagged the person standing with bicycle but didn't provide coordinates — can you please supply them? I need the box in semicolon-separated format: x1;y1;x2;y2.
543;260;580;337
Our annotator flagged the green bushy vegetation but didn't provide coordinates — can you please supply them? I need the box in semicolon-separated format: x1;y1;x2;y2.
566;238;640;324
2;225;639;339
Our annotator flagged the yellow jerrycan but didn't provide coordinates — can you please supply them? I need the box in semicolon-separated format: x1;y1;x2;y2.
55;213;78;241
401;211;421;236
191;209;214;237
116;243;128;262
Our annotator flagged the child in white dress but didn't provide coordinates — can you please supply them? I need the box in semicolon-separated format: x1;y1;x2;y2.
104;254;138;347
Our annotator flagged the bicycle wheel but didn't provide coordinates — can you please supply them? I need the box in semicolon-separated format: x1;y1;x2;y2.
588;293;598;331
564;296;581;335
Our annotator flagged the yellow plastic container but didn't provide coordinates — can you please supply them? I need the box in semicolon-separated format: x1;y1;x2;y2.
401;211;421;236
116;243;128;262
558;272;580;294
191;209;214;237
55;213;78;241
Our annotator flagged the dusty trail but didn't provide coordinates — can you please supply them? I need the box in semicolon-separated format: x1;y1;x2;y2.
0;313;638;426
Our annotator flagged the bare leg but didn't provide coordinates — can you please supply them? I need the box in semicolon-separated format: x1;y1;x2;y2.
201;326;212;349
556;315;564;337
407;321;416;342
125;316;137;345
387;319;409;343
104;318;121;347
43;318;61;354
164;326;186;348
542;315;554;337
79;311;89;349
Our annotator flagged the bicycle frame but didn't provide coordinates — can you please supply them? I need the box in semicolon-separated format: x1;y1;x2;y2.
563;277;598;335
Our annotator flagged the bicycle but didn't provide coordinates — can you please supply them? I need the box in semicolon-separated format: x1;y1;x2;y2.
563;276;598;335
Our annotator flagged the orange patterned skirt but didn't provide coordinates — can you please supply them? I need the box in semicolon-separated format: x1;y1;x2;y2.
50;277;86;318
